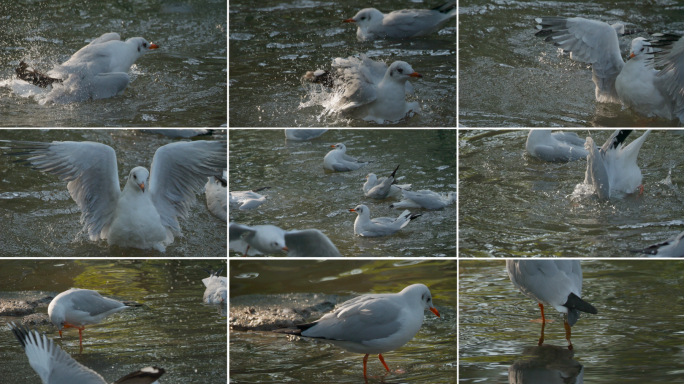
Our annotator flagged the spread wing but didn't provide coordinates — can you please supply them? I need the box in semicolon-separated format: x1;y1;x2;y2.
284;229;342;257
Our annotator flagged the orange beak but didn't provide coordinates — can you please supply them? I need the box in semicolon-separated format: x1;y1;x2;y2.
139;182;145;191
330;145;336;148
349;208;356;212
282;246;290;252
629;52;635;58
343;18;356;23
149;43;159;49
430;307;440;317
409;72;422;78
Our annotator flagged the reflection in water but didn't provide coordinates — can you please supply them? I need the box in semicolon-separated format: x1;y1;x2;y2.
509;345;584;384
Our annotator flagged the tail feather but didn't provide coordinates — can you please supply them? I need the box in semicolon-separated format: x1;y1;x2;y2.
15;61;62;88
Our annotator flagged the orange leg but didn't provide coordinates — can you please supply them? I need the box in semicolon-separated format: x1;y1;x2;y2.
378;354;390;372
530;303;553;323
638;184;644;195
243;245;250;257
538;320;546;346
363;354;369;378
564;320;573;351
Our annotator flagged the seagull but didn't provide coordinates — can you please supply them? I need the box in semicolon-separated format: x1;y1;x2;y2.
303;54;421;123
273;284;440;378
284;129;329;141
15;32;158;104
526;130;590;162
389;189;456;210
343;1;456;41
363;164;405;199
324;143;369;172
48;289;129;352
349;204;421;237
229;187;270;210
206;170;227;221
10;322;165;384
630;229;684;257
507;260;597;348
1;139;226;252
535;17;684;122
202;268;227;304
229;223;342;257
583;129;650;199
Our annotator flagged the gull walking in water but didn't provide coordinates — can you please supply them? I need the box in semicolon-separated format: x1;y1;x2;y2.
229;187;270;210
526;130;589;162
390;190;456;210
507;260;597;349
324;143;369;172
1;139;226;252
14;32;158;104
273;284;440;378
583;129;650;199
350;204;421;237
48;289;130;352
304;54;422;123
363;164;407;199
10;322;165;384
229;223;342;257
343;1;456;41
202;269;227;304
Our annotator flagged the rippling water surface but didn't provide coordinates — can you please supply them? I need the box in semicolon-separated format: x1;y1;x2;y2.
0;0;226;126
460;260;684;383
459;0;684;127
459;129;684;257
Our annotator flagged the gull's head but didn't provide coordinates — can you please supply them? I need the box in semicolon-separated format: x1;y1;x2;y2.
47;302;66;333
128;167;150;193
365;173;377;182
330;143;346;151
268;238;288;253
629;37;652;59
349;204;369;217
344;8;384;28
387;61;422;83
126;37;159;57
402;284;440;318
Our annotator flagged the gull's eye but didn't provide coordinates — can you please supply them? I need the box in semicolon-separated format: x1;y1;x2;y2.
428;297;431;302
143;43;147;48
133;175;137;179
361;17;365;20
640;47;644;51
397;68;403;74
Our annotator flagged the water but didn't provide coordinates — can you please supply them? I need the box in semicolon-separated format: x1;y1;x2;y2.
0;0;227;127
229;129;457;257
228;0;456;127
459;259;684;383
459;129;684;257
0;129;227;257
229;259;456;383
458;0;684;127
0;259;227;384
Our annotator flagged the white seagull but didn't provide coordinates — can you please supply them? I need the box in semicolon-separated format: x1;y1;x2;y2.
10;322;165;384
48;288;129;352
229;187;270;210
526;130;589;162
273;284;440;378
349;204;421;237
15;32;158;104
202;269;227;304
324;143;369;172
390;190;456;210
1;139;226;252
229;223;342;257
284;129;329;141
363;164;406;199
304;54;422;123
630;229;684;257
343;1;456;41
507;260;597;347
205;170;227;221
583;129;650;199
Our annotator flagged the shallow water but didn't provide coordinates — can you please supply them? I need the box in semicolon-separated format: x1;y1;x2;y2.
459;129;684;257
229;129;456;257
228;0;456;127
459;0;684;127
460;260;684;383
0;129;227;257
0;0;226;127
229;259;456;383
0;259;227;384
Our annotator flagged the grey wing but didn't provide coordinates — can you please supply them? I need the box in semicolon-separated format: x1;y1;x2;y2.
303;295;404;343
534;144;588;162
585;136;611;199
383;9;448;37
401;190;445;209
552;131;586;147
284;129;328;141
512;260;577;305
88;72;130;100
332;161;366;172
367;177;393;199
0;140;120;240
631;230;684;257
11;323;106;384
536;17;624;102
284;229;342;257
654;35;684;122
88;32;121;45
149;141;226;235
338;73;378;111
229;223;259;255
70;290;125;317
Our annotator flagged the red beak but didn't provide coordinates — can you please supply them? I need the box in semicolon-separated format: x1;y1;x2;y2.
430;307;440;317
149;43;159;49
343;18;356;23
409;72;422;78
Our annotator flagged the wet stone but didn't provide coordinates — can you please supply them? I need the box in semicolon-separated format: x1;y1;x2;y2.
21;313;51;326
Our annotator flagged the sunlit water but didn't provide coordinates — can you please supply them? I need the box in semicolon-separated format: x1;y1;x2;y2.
459;129;684;257
0;0;226;127
229;259;456;383
459;0;684;127
0;259;227;384
0;129;227;257
229;129;456;257
460;260;684;383
229;0;456;127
